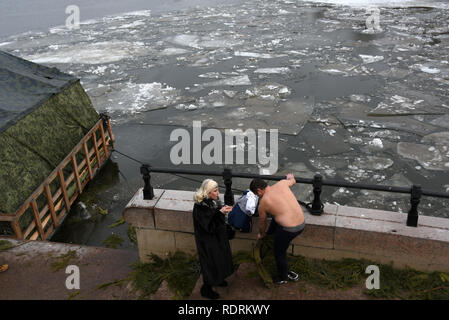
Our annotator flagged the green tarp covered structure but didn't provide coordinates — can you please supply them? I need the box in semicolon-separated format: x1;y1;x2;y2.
0;50;100;218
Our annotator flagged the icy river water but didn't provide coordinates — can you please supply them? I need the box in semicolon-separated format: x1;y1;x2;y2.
1;0;449;247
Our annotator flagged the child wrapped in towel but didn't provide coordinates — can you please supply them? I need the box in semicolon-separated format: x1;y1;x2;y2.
227;189;258;233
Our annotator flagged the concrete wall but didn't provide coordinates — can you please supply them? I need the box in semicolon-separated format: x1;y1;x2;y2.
123;188;449;272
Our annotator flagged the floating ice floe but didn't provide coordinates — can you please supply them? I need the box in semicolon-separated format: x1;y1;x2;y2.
421;132;449;146
412;64;441;74
397;138;449;171
198;72;226;79
338;102;440;136
353;156;394;170
309;157;347;177
234;51;286;59
118;20;146;29
175;104;200;111
203;75;251;87
368;138;384;149
223;90;237;99
160;47;190;56
349;94;371;103
430;115;449;129
124;82;179;112
167;34;201;48
0;41;12;47
245;83;291;100
318;63;359;76
89;82;180;114
90;65;108;75
302;124;351;156
304;0;449;9
254;67;290;74
166;34;242;49
359;54;384;64
24;41;148;64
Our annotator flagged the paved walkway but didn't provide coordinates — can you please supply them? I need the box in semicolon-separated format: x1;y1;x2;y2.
188;262;373;300
0;239;139;300
1;239;375;300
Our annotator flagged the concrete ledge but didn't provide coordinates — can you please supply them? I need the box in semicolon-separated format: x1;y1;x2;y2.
123;189;449;272
123;188;165;228
135;228;176;262
292;203;338;249
154;190;195;233
174;232;197;254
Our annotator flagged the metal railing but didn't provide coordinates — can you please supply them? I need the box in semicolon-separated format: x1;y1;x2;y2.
139;165;449;228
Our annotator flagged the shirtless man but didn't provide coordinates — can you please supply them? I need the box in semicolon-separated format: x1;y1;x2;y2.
250;174;305;284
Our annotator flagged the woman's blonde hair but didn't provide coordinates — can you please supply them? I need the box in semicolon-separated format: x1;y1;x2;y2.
194;179;219;203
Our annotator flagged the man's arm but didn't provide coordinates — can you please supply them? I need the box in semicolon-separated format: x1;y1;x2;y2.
285;173;296;187
258;204;267;239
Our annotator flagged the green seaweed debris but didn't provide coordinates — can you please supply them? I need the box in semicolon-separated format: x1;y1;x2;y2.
97;278;128;290
96;207;109;216
255;235;449;299
103;233;123;249
67;291;81;300
108;217;125;228
51;250;78;272
130;251;200;300
0;240;13;251
127;225;137;246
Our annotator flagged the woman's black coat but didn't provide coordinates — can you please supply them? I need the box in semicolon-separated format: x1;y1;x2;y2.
192;198;234;286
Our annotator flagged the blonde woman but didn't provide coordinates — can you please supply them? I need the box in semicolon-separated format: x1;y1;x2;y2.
192;179;234;299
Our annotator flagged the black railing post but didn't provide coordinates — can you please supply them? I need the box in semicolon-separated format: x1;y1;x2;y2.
140;164;154;200
311;174;324;215
223;167;234;206
407;185;421;227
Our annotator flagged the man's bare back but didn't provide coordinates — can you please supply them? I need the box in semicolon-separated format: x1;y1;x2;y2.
259;174;304;230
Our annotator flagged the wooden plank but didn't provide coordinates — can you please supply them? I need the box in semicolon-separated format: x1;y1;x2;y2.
44;184;58;228
48;170;59;182
57;208;67;220
41;214;52;234
52;188;62;203
65;172;75;187
38;203;49;219
92;131;101;169
71;154;83;194
14;185;44;220
31;200;44;239
30;231;39;241
0;214;15;222
23;220;36;240
69;192;79;206
12;220;23;240
0;234;17;239
58;169;70;212
83;141;93;180
54;198;64;213
99;121;109;158
78;164;90;185
44;224;55;240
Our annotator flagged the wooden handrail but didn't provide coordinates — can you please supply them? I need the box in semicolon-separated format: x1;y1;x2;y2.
2;117;113;241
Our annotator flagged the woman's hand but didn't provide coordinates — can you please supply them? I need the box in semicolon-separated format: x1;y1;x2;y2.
220;205;232;214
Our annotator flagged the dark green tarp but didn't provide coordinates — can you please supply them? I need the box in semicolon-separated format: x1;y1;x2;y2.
0;51;100;215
